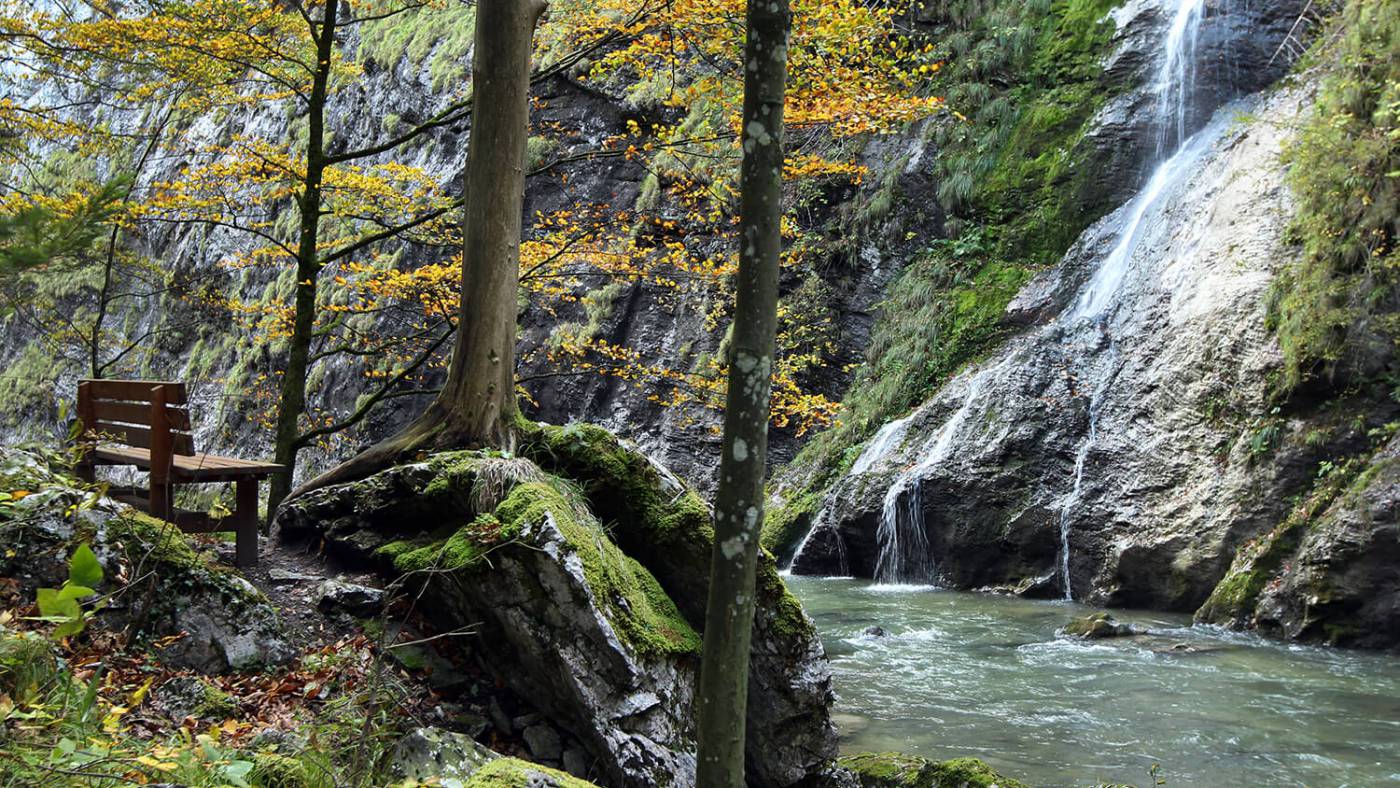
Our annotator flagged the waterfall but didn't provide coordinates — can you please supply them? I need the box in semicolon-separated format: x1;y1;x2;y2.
862;0;1223;590
850;415;913;476
1155;0;1207;156
873;360;1005;584
1057;0;1213;598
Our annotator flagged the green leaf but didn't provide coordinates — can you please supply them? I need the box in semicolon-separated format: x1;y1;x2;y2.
68;543;103;588
55;585;96;604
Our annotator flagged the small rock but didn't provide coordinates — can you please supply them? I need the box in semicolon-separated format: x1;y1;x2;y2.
562;747;590;779
860;625;887;638
390;726;499;783
316;579;386;617
1062;612;1141;639
523;723;564;761
512;712;542;730
488;698;512;735
451;711;492;739
268;568;321;584
153;676;236;721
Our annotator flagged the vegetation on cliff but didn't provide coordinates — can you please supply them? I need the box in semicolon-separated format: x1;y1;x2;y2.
1269;0;1399;395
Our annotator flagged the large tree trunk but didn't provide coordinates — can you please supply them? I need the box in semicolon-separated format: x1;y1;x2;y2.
267;0;338;515
695;0;791;785
286;0;546;500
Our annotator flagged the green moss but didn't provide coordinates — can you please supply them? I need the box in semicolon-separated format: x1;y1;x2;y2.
106;510;210;573
195;680;237;719
357;4;478;92
250;752;311;788
518;421;815;646
840;752;1030;788
463;757;599;787
760;489;820;565
495;479;700;657
0;630;57;701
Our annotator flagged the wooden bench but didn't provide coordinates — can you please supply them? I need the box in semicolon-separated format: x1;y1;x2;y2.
74;379;283;567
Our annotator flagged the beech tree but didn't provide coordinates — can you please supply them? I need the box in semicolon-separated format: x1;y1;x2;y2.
293;0;549;495
695;0;791;784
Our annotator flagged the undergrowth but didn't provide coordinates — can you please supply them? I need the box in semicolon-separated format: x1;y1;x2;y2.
1268;0;1400;395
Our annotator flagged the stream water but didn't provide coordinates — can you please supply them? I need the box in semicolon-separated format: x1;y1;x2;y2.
789;577;1400;787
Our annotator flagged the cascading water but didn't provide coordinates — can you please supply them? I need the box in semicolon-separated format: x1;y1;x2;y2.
872;360;1005;584
1055;0;1213;598
862;0;1225;591
1155;0;1207;155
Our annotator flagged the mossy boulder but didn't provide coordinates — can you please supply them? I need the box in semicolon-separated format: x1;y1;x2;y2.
839;752;1029;788
1197;434;1400;650
1061;612;1140;639
464;757;600;787
390;726;502;785
277;421;836;787
0;448;293;673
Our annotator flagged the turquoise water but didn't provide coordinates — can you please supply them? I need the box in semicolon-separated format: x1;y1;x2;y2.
787;576;1400;787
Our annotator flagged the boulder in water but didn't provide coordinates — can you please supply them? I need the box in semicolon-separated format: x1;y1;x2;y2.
1062;612;1140;639
837;752;1029;788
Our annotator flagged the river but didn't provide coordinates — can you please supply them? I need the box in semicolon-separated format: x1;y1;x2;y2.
788;576;1400;787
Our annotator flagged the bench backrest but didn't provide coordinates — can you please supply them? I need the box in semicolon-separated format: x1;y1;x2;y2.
77;379;196;457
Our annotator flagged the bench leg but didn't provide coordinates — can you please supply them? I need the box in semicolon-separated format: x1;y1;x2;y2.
235;479;259;568
150;482;171;522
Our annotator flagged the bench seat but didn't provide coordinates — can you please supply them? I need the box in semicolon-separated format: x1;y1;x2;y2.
77;379;282;567
93;445;284;483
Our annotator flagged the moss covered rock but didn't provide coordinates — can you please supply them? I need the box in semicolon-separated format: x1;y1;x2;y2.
0;448;293;673
464;757;599;787
839;752;1029;788
278;422;836;787
1197;434;1400;650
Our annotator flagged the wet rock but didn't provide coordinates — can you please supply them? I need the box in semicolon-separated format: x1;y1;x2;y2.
1199;434;1400;650
562;747;591;779
315;579;385;617
489;698;513;736
267;568;321;584
1062;612;1140;639
390;726;499;784
791;82;1378;620
524;723;565;762
860;626;887;638
451;711;492;740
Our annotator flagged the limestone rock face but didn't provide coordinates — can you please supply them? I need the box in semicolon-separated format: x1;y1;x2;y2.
1198;435;1400;651
277;422;837;787
0;449;294;673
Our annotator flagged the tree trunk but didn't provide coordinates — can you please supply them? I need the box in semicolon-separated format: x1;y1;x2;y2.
425;0;545;449
268;0;338;515
285;0;546;500
695;0;791;785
